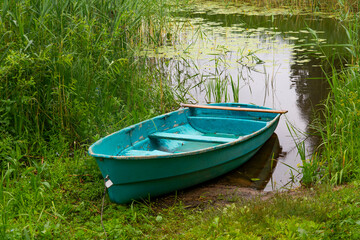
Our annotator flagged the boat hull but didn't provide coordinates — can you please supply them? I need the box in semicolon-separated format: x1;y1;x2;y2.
89;103;281;204
104;147;261;204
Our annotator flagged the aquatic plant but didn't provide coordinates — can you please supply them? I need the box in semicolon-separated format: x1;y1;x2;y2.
238;0;359;14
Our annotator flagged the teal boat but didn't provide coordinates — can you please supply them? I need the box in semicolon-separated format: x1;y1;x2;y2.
88;103;286;204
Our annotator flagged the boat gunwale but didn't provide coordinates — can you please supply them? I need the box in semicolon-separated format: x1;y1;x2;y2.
88;107;281;160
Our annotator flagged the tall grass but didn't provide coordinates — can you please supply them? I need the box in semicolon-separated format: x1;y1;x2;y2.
301;15;360;185
0;0;179;238
0;0;176;156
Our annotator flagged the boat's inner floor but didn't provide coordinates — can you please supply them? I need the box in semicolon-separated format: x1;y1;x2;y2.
120;125;241;157
118;115;269;157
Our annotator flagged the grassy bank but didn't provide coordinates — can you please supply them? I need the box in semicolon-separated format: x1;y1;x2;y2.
0;0;178;238
4;161;360;239
130;183;360;239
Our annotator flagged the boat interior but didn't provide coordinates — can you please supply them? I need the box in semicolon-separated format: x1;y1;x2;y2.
88;104;278;158
117;106;277;157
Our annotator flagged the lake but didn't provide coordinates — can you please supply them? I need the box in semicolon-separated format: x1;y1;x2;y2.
141;0;348;191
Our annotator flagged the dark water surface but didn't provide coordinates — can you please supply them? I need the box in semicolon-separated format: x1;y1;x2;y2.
144;1;348;191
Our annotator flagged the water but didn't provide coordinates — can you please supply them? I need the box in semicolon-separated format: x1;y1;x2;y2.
142;1;348;191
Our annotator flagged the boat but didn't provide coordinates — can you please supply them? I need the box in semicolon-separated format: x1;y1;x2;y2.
88;103;286;204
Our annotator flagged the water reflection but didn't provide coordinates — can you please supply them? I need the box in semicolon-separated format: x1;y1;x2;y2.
212;133;281;190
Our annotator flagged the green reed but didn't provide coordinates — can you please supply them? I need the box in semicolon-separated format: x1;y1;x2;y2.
204;48;264;103
0;0;177;155
302;15;360;185
314;70;360;184
230;76;240;103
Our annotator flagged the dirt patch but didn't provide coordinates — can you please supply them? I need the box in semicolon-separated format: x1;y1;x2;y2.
154;183;273;208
